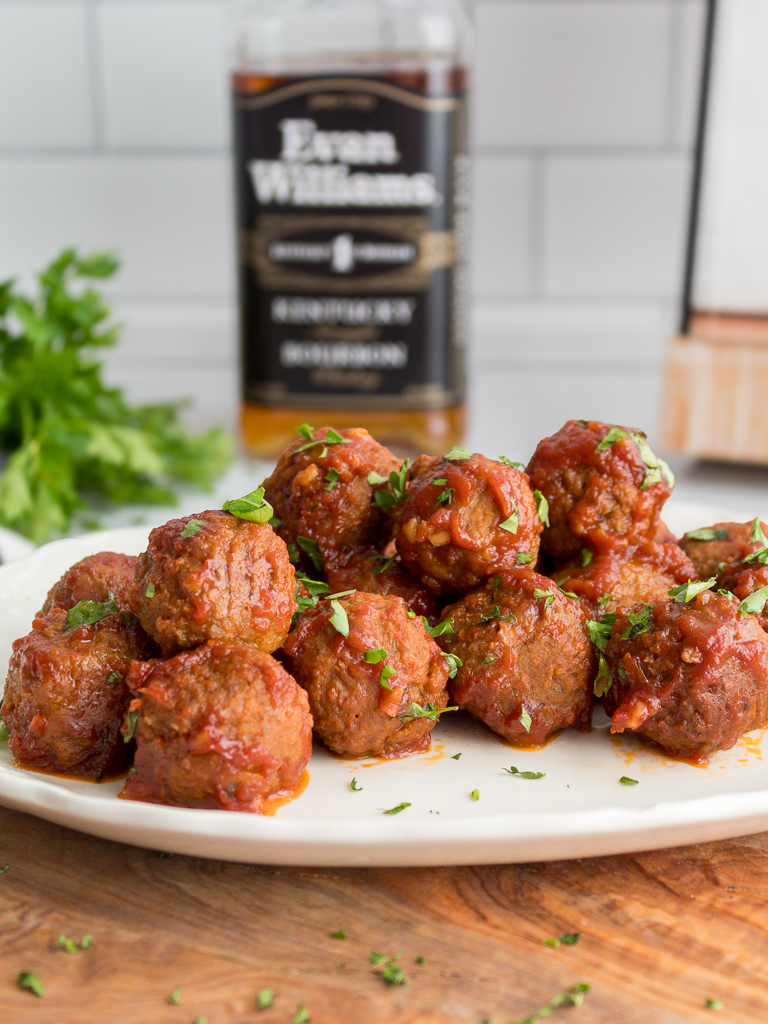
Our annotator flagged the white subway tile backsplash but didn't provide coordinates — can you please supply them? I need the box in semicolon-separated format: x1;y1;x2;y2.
541;155;691;299
0;157;234;298
97;2;229;148
471;156;533;297
0;4;93;148
473;0;671;149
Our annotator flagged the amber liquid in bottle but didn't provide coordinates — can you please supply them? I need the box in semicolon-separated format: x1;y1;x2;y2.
233;63;468;458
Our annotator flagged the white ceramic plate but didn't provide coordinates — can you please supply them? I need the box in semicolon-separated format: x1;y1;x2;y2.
1;506;768;867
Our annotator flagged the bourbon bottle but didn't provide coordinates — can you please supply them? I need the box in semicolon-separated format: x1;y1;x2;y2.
229;0;472;457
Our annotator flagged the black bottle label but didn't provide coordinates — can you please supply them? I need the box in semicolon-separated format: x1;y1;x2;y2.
233;74;467;410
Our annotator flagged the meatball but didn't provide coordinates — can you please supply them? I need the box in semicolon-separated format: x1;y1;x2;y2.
526;420;674;562
680;521;768;581
3;606;157;778
132;510;296;655
552;554;680;619
603;591;768;761
394;452;543;596
121;642;312;812
439;568;595;747
262;426;401;571
39;551;138;616
325;546;442;624
283;591;450;758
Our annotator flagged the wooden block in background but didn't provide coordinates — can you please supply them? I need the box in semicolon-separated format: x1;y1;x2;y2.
661;334;768;464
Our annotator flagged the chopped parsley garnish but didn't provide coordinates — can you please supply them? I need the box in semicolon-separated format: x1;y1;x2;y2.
328;598;350;637
499;455;525;469
519;707;532;733
294;573;330;617
533;588;554;607
415;956;426;965
444;445;472;461
595;426;630;451
491;575;502;587
619;603;652;638
401;702;458;723
512;983;590;1024
481;655;497;664
620;776;639;785
382;802;411;815
369;460;409;511
685;527;730;542
705;998;724;1011
296;536;323;573
597;593;611;612
222;486;274;524
451;753;462;760
543;932;581;948
379;664;396;690
471;789;480;801
751;518;768;546
503;766;545;780
586;613;615;697
123;710;139;743
593;654;613;698
738;585;768;616
743;545;768;565
350;778;362;791
330;930;347;940
17;971;44;997
424;617;455;638
0;721;7;743
364;648;388;664
324;467;340;491
168;988;182;1006
256;989;274;1010
65;594;118;630
371;553;398;575
145;582;156;598
370;950;407;986
581;548;594;567
533;490;549;526
0;865;8;873
557;584;578;599
180;518;204;539
296;425;352;455
594;427;674;489
56;934;93;953
436;487;454;506
669;577;716;602
516;552;533;565
105;671;122;685
433;477;448;485
297;423;314;440
292;1004;311;1024
441;652;462;678
499;503;519;534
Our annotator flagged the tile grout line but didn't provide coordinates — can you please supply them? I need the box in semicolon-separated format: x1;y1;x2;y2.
664;0;683;148
84;0;107;152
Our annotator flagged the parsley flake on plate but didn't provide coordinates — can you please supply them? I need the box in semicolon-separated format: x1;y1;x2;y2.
256;989;274;1010
503;766;545;780
620;776;639;786
543;932;581;948
292;1003;311;1023
17;971;44;997
330;930;347;940
512;983;590;1024
350;778;362;791
56;934;93;954
370;950;407;987
382;802;411;815
471;789;480;801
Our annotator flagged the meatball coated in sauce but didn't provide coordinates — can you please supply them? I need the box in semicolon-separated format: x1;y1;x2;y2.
121;642;312;812
132;510;296;655
603;591;768;762
680;521;768;581
3;607;157;778
526;420;674;563
262;426;401;571
39;551;138;616
283;592;450;758
552;554;681;619
439;568;595;748
325;546;442;624
394;453;543;596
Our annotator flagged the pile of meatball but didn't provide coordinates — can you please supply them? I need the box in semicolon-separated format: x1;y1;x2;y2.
4;419;768;815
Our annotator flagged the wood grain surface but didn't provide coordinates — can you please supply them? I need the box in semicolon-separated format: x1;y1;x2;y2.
1;807;766;1024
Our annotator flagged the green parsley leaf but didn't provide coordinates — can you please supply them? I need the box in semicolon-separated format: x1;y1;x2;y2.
471;789;480;801
292;1003;311;1024
328;598;349;637
370;950;407;987
65;594;118;630
145;582;156;598
324;467;340;491
441;652;462;678
296;535;323;573
17;971;44;997
543;932;581;948
512;983;590;1024
415;956;426;965
597;592;611;612
370;460;410;511
516;552;533;565
533;490;549;526
705;998;724;1011
382;802;411;814
330;930;347;940
56;934;93;953
503;766;545;780
256;989;275;1010
379;664;396;690
436;487;454;506
297;423;314;440
451;753;462;760
750;518;768;546
350;778;362;791
400;702;458;723
481;655;497;664
105;670;123;685
669;577;716;602
364;648;388;664
581;548;594;567
739;585;768;616
593;652;613;698
0;865;8;873
743;545;768;565
444;446;472;461
371;553;398;575
433;477;448;485
222;486;274;524
123;709;139;743
499;455;525;469
557;584;578;599
519;707;532;733
499;504;519;534
424;617;455;638
533;588;554;607
685;527;730;542
180;518;204;539
0;721;7;743
491;575;502;587
630;432;675;490
620;776;639;785
596;426;629;451
167;988;181;1006
620;603;653;638
296;426;352;454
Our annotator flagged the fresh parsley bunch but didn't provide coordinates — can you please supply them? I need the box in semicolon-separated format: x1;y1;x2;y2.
0;248;233;542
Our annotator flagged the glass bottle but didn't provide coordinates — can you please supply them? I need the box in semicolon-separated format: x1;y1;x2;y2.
229;0;472;457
